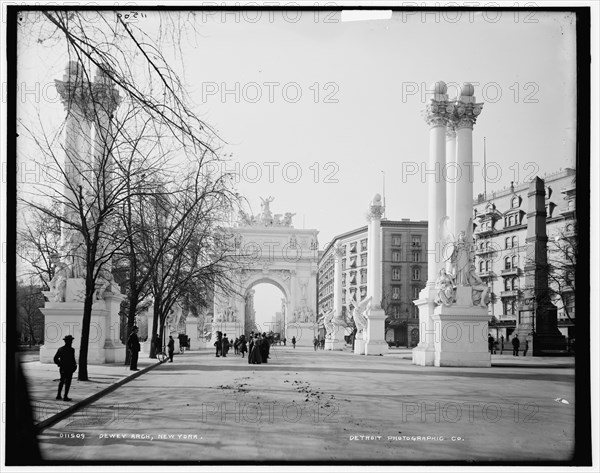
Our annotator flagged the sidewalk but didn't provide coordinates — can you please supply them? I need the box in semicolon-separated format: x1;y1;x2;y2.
20;352;161;426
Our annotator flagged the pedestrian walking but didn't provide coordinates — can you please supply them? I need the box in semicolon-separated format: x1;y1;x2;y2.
512;335;520;356
234;337;240;355
178;333;187;354
260;333;269;363
239;335;248;358
248;335;262;364
500;335;504;355
292;336;296;349
127;326;141;371
167;336;175;362
283;337;286;346
313;337;319;351
215;331;222;357
523;339;529;356
222;334;230;357
320;338;325;350
54;335;77;401
488;334;495;354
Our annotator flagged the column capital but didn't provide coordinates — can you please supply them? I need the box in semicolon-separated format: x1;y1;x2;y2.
453;101;484;130
367;194;385;221
424;98;452;128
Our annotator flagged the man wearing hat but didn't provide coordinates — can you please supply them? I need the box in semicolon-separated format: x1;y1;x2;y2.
53;335;77;401
127;326;141;371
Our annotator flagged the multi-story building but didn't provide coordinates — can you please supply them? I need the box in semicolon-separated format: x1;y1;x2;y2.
473;168;576;342
317;219;428;347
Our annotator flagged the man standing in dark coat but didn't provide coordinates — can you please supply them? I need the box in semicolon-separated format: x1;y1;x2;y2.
222;334;230;357
53;335;77;401
512;335;520;356
127;326;141;371
167;335;175;362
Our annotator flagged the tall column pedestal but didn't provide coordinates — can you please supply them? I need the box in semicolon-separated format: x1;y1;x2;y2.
365;308;389;356
103;292;126;363
430;287;491;367
354;337;366;355
412;286;436;366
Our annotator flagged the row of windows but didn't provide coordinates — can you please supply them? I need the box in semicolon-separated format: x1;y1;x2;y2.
389;285;422;300
391;251;421;262
478;255;519;273
391;267;421;281
391;235;423;246
477;236;519;251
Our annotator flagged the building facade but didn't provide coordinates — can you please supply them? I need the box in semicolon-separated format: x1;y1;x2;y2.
473;168;576;342
317;219;428;347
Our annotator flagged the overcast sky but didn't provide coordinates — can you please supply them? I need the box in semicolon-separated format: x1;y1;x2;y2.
16;9;578;326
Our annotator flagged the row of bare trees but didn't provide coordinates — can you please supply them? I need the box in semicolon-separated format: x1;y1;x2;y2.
17;11;241;380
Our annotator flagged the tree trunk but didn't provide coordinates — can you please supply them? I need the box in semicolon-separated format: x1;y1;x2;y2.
124;291;140;365
78;277;95;381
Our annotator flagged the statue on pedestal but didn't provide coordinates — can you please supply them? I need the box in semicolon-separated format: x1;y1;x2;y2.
323;309;335;339
434;268;455;306
351;295;372;338
466;264;490;308
260;196;274;225
45;260;68;302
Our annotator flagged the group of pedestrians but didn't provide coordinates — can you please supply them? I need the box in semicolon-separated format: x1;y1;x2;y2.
487;333;529;357
313;337;325;350
214;331;275;365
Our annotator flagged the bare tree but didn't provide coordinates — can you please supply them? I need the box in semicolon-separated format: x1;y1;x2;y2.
18;11;233;379
547;225;577;323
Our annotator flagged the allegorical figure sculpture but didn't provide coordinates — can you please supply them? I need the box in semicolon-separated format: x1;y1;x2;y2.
466;264;490;308
46;261;69;302
351;295;372;338
449;231;472;286
434;268;455;306
323;309;335;339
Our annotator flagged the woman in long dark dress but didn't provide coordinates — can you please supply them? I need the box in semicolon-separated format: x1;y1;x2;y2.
248;335;262;364
260;333;269;364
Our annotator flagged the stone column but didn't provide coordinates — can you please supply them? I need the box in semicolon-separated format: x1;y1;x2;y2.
364;194;388;356
413;81;449;366
446;123;457;236
454;83;483;239
515;177;565;355
429;83;489;367
326;244;345;350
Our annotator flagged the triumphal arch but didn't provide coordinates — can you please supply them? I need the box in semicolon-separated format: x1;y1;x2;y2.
211;197;320;346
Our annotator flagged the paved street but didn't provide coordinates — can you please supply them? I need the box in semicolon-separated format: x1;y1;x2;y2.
35;347;575;463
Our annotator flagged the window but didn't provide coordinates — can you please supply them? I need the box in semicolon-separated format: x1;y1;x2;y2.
505;237;510;249
360;254;367;266
503;299;516;316
512;236;518;248
350;256;357;268
504;257;511;270
392;286;401;300
392;251;401;262
412;251;421;262
360;239;368;252
350;271;357;285
342;273;346;286
512;255;518;268
350;242;357;253
412;286;420;299
511;196;519;208
360;286;367;298
393;305;401;317
392;268;401;280
360;269;367;284
342;259;346;270
342;245;347;255
412;268;421;280
511;278;518;290
504;278;511;291
412;236;421;246
393;235;401;246
479;260;485;273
